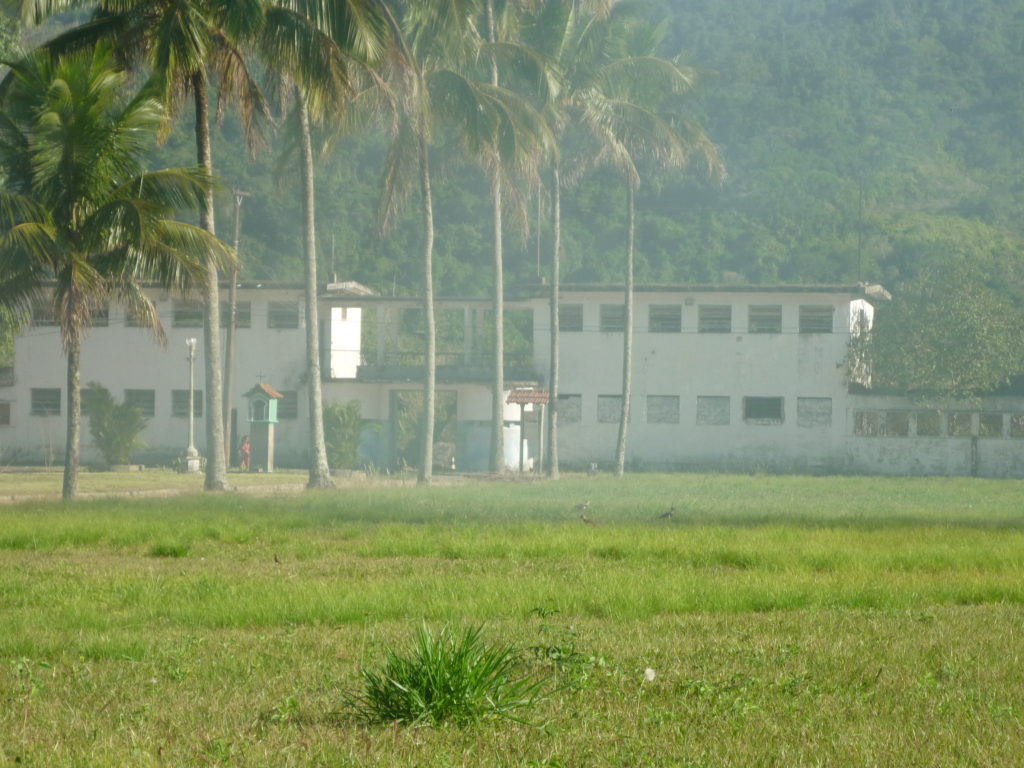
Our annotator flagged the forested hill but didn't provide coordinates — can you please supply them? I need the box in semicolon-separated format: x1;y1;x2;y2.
11;1;1024;296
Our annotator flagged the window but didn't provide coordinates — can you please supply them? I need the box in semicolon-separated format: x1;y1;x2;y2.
125;307;147;327
916;411;941;437
220;300;252;328
124;389;155;417
556;394;582;424
797;397;832;428
884;411;910;437
646;395;680;424
854;411;881;436
31;302;58;326
743;396;783;424
947;413;971;437
268;301;300;329
597;395;623;423
173;300;204;327
90;305;109;327
648;305;681;333
698;305;731;333
696;396;730;426
31;388;61;416
0;402;10;426
799;305;834;334
979;413;1003;438
599;304;625;333
748;305;782;334
1010;414;1024;439
171;390;203;418
278;390;298;419
559;304;583;333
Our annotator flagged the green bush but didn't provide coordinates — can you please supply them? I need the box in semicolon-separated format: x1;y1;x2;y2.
348;624;547;725
81;382;147;466
322;400;364;469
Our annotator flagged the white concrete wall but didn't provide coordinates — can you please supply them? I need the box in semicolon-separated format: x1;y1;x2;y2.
1;287;309;465
328;306;362;379
551;290;859;471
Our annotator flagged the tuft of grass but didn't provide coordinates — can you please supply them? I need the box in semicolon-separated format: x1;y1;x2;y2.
148;542;189;558
348;624;547;725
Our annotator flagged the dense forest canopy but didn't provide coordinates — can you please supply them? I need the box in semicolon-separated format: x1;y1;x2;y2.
4;0;1023;296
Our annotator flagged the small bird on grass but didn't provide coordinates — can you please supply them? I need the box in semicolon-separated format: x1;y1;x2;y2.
657;507;677;520
573;499;591;511
274;553;282;565
580;514;599;526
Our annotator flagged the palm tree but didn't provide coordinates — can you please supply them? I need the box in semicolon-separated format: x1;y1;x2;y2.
377;0;551;482
266;0;390;489
17;0;377;490
477;0;555;474
528;2;721;475
0;47;233;499
522;0;613;479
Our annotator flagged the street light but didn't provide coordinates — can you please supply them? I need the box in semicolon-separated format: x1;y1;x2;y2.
182;337;201;473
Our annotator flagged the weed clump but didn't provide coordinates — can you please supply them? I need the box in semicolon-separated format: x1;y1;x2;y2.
348;624;546;725
148;542;189;558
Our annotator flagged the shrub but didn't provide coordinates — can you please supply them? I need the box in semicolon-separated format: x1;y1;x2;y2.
322;400;363;469
81;382;147;466
348;624;547;725
148;542;189;558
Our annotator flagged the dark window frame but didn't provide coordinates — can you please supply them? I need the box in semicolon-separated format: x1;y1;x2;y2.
559;304;583;333
748;305;782;334
648;305;682;333
743;396;784;424
698;305;732;333
31;388;61;416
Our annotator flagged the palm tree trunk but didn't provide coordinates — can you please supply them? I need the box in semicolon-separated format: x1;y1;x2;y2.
490;171;505;473
418;124;436;485
614;182;635;476
547;165;561;479
487;0;505;474
193;70;230;492
62;332;81;500
223;192;243;468
298;90;334;489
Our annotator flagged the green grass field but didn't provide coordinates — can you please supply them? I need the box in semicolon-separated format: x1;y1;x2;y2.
2;473;1023;766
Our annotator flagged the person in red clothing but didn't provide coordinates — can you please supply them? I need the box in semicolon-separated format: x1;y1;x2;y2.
238;435;251;471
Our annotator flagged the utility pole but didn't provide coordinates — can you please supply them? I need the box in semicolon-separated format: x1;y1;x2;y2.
223;189;248;467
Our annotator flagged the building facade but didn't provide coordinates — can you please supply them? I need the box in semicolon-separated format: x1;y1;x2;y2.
4;281;1024;477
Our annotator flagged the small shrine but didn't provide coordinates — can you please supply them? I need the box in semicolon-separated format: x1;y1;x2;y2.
244;382;284;472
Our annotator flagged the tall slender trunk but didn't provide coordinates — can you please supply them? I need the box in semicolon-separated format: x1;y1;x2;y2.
298;91;333;489
418;122;436;485
490;171;505;473
61;332;81;500
614;182;635;476
547;165;561;479
487;0;505;474
223;193;242;468
193;71;230;491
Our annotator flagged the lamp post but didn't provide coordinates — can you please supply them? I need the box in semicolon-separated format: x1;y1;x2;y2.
182;337;201;473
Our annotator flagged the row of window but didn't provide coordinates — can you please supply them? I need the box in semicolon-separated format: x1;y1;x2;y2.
559;303;837;335
555;395;832;427
20;388;299;420
854;410;1024;439
32;301;302;330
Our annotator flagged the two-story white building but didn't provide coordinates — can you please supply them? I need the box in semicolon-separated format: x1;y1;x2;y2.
4;280;1024;476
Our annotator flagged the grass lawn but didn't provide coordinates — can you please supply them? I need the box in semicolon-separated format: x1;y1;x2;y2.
1;473;1023;766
